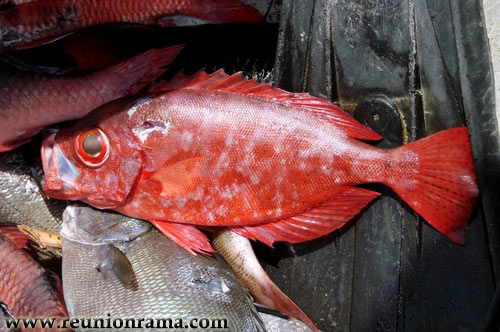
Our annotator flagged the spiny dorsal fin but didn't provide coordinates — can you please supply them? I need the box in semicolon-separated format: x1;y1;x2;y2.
151;70;382;141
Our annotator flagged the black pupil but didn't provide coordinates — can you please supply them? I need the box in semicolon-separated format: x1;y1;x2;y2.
83;134;102;157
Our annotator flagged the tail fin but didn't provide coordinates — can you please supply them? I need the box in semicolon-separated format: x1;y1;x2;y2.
106;45;184;95
200;0;263;23
389;127;478;244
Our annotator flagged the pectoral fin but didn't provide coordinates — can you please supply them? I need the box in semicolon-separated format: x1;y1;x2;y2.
96;245;138;291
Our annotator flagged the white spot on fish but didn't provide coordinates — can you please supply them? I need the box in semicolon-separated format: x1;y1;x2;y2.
127;97;151;118
250;172;260;185
132;120;171;143
174;197;187;209
215;152;230;171
180;131;194;152
225;133;234;147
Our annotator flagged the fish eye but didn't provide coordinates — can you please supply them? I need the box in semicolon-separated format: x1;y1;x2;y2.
75;128;110;168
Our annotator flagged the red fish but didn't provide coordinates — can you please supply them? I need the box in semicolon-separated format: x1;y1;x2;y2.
0;45;182;152
41;71;479;253
0;225;69;331
0;0;262;50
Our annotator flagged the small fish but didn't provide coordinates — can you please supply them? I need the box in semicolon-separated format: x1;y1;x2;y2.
61;205;266;332
0;0;262;50
212;230;318;331
0;225;69;332
0;45;182;152
0;149;65;233
42;70;478;253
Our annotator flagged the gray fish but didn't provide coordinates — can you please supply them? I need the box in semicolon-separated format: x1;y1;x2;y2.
0;150;65;233
61;205;266;332
260;313;313;332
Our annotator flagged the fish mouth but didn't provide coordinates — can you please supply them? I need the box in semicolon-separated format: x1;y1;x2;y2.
41;133;80;198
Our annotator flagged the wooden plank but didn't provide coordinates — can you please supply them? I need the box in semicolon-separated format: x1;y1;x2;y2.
409;1;496;330
451;0;500;280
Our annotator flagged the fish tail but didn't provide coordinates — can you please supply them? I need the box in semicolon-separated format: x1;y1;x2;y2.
386;127;478;243
197;0;263;24
106;45;184;95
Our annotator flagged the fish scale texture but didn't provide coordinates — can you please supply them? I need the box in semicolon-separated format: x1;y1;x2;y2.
0;232;68;332
0;0;262;50
62;230;264;332
0;45;181;151
0;151;65;233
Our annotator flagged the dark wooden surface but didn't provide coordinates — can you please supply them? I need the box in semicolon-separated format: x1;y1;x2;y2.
257;1;500;331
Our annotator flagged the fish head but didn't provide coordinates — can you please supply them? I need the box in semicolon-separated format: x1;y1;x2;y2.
41;100;144;209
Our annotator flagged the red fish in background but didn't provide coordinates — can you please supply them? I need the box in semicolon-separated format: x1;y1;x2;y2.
0;225;69;331
41;70;478;254
0;0;262;50
0;45;183;152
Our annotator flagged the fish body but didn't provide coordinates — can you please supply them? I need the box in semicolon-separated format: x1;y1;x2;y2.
0;150;64;232
0;226;68;332
0;45;182;151
42;71;478;252
260;313;313;332
61;205;265;332
0;0;261;50
212;230;318;331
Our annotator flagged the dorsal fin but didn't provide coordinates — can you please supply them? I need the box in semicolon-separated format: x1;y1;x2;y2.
151;70;382;141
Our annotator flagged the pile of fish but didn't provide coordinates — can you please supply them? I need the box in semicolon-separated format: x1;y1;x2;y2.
0;0;479;331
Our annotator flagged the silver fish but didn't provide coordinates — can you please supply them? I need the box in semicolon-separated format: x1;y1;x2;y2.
61;205;266;332
0;150;65;233
260;313;313;332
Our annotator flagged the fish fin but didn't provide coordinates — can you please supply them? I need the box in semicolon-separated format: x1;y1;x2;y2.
150;157;203;197
155;70;381;140
232;187;380;246
97;245;138;291
107;45;184;95
150;221;215;255
252;272;319;331
387;127;478;244
9;32;74;50
197;0;262;23
0;225;30;249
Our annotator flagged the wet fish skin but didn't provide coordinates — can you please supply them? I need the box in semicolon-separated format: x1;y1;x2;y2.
0;149;64;233
0;226;69;332
42;70;478;253
260;313;313;332
61;205;265;332
212;230;318;331
0;0;262;50
0;45;182;152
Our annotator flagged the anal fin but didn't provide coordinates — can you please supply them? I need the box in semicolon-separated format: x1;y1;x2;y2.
150;220;215;255
231;187;380;246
